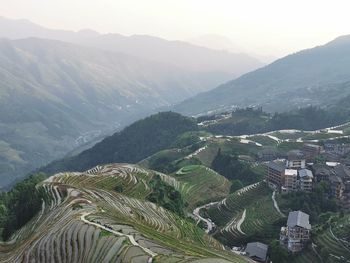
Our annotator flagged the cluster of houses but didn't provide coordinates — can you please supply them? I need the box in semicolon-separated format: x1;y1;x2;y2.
266;142;350;210
239;142;350;261
266;148;315;194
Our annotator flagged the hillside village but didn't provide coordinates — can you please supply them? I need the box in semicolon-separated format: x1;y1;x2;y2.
240;141;350;262
193;127;350;262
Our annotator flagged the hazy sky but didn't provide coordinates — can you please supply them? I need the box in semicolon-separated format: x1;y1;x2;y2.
1;0;350;57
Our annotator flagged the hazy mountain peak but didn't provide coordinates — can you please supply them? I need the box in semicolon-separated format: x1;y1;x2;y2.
326;34;350;46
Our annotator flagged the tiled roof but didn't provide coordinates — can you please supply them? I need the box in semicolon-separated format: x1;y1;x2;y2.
287;211;311;230
245;242;268;261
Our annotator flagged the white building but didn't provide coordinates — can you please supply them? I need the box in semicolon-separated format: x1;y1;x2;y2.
299;169;313;192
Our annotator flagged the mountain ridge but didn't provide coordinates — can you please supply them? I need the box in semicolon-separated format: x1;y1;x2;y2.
173;35;350;115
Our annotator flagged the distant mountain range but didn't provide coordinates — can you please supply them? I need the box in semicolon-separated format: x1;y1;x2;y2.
0;17;267;187
0;37;232;188
0;16;264;77
174;35;350;115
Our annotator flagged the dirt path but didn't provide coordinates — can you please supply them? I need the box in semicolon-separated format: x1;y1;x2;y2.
272;191;285;217
81;212;157;260
236;209;246;235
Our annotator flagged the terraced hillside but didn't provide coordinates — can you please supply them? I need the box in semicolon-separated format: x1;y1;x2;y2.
204;182;284;245
0;164;247;263
175;165;231;209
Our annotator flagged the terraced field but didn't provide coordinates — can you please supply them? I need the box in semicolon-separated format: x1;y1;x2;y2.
314;228;350;261
175;165;231;209
205;182;284;244
0;164;247;263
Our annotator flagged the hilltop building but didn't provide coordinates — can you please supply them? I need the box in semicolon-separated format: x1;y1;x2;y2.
280;211;311;252
244;242;268;262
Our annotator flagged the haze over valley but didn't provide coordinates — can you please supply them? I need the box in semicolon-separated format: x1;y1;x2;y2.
2;1;350;262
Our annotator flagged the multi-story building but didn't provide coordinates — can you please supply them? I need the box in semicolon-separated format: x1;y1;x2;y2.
286;150;306;169
313;164;332;182
303;144;323;161
266;162;285;188
280;211;311;253
299;169;313;192
282;169;298;193
329;175;345;200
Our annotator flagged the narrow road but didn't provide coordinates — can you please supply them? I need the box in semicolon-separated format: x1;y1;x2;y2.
272;191;285;217
80;212;157;260
193;202;218;233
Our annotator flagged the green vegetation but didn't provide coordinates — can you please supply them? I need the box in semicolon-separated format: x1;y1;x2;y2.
42;112;198;174
147;174;185;216
206;182;284;246
277;182;339;223
0;173;46;240
211;148;264;187
175;165;231;209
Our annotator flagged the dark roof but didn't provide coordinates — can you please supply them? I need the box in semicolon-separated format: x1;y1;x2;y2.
245;242;268;261
304;144;322;149
287;211;311;230
334;164;350;179
313;164;332;177
288;150;305;160
329;175;343;184
267;161;285;172
299;169;313;178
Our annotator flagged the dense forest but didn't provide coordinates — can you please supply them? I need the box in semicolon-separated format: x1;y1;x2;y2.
0;173;45;240
211;148;264;190
41;112;198;175
147;174;185;216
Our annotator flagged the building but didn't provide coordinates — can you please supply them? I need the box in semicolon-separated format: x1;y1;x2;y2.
324;143;350;156
329;175;345;200
282;169;298;193
341;179;350;211
266;162;285;188
312;164;332;182
280;211;311;253
303;144;323;160
244;242;268;262
258;147;279;161
299;169;313;192
286;150;306;169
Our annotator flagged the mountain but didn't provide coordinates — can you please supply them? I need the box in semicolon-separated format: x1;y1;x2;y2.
174;35;350;115
187;34;245;53
0;16;264;78
0;38;225;188
41;112;198;175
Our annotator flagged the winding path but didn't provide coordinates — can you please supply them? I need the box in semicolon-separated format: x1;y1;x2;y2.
272;191;285;217
80;212;157;261
193;202;218;233
236;209;246;235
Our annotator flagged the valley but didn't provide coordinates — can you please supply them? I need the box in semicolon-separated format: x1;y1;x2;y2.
3;111;350;262
2;8;350;263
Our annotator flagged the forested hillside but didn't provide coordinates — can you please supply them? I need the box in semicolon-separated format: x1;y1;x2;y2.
42;112;198;174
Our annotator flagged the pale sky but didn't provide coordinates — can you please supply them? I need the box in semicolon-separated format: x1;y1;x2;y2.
1;0;350;57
